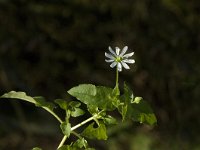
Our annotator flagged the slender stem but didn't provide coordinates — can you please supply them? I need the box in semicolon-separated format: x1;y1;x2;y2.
71;114;97;131
57;135;67;149
57;114;99;149
57;131;82;149
115;67;119;89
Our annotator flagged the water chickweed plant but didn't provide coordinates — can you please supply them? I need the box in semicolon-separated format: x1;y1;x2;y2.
0;46;157;150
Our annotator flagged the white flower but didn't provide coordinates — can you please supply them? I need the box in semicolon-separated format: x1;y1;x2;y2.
105;46;135;72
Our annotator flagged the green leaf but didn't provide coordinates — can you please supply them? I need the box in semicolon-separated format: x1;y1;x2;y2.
55;99;68;110
81;122;107;140
0;91;56;114
69;101;81;108
55;99;85;117
71;108;85;117
1;91;36;104
103;115;117;125
127;99;157;125
0;91;56;111
60;122;71;137
0;91;62;123
94;86;117;110
132;97;142;104
73;138;88;148
68;84;117;111
88;105;99;115
69;101;85;117
32;147;42;150
34;96;55;111
68;84;96;99
119;83;157;125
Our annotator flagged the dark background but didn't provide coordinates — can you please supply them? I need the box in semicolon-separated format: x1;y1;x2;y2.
0;0;200;150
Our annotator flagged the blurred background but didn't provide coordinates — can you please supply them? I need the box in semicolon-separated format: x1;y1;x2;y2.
0;0;200;150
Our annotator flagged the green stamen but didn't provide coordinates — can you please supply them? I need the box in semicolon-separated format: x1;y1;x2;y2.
115;57;122;62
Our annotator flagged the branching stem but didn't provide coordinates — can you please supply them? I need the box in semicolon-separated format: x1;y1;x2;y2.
57;113;100;149
71;114;98;131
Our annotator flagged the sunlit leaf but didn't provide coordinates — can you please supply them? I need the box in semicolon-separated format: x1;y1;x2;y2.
132;97;142;104
68;84;96;99
1;91;36;103
68;84;117;111
71;108;85;117
0;91;57;115
0;91;62;124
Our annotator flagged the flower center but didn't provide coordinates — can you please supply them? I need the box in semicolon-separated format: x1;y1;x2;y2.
115;57;122;62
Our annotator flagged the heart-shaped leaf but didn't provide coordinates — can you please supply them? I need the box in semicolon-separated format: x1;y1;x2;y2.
68;84;117;111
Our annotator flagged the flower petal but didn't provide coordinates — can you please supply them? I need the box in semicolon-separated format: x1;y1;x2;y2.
110;62;117;68
108;46;117;56
105;59;114;63
105;52;115;60
119;46;128;57
123;52;134;58
117;63;122;71
121;61;130;69
115;47;120;56
123;59;135;64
